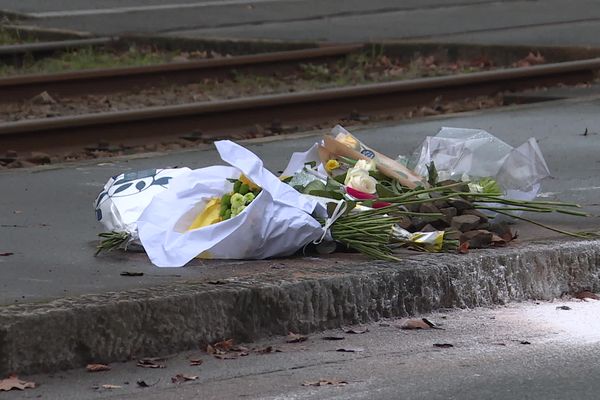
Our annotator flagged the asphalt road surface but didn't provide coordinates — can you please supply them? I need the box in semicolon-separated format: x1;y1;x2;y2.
6;300;600;400
3;0;600;47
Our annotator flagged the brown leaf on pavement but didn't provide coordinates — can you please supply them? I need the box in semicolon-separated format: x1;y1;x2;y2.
399;318;439;330
214;353;240;360
120;271;144;277
189;358;203;366
86;363;111;372
208;339;249;359
344;327;369;334
286;332;308;343
574;290;600;301
336;347;364;353
213;338;234;351
302;379;348;387
171;374;198;384
322;336;345;341
255;346;282;354
433;343;454;348
0;375;36;391
137;357;166;369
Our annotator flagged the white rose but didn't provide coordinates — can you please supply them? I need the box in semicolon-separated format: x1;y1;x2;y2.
345;169;377;194
354;159;376;172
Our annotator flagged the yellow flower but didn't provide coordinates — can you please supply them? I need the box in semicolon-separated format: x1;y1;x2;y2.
239;174;259;190
188;198;222;230
325;159;340;172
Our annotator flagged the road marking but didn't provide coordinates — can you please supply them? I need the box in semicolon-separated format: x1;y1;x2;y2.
29;0;293;18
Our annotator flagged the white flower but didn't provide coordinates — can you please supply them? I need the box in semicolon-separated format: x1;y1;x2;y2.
345;169;377;194
354;159;377;172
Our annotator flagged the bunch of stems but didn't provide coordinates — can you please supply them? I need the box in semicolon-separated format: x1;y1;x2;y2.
324;204;444;261
378;182;591;238
95;231;131;256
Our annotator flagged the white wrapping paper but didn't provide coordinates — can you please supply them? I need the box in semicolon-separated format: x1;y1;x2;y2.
94;167;191;241
136;140;326;267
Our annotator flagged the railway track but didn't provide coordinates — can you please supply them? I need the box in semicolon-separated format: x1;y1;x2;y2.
0;49;599;156
0;44;362;101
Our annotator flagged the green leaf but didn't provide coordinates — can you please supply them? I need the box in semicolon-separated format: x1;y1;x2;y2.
368;170;387;181
309;190;344;200
333;173;347;184
376;183;396;198
426;161;438;187
302;180;327;194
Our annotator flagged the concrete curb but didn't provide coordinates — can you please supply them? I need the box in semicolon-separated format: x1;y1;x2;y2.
2;239;599;375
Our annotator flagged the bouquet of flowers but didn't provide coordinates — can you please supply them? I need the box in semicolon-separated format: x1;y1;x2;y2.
94;125;593;267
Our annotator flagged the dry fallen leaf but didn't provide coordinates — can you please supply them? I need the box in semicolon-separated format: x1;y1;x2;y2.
302;379;348;387
0;252;14;257
574;290;600;301
120;271;144;277
322;336;345;341
336;347;364;353
399;318;438;330
86;363;111;372
286;332;308;343
0;375;36;391
214;353;239;360
171;374;198;384
344;327;369;334
255;346;282;354
137;358;166;369
213;339;234;351
189;358;203;366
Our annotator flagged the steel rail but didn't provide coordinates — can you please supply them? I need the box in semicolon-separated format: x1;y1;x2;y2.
0;44;363;102
0;56;598;152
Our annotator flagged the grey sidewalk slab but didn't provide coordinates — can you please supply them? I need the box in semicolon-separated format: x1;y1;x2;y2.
2;97;600;306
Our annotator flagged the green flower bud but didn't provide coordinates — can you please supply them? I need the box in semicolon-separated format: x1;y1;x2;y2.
243;192;255;204
233;180;242;193
221;193;231;207
239;183;249;195
230;193;245;209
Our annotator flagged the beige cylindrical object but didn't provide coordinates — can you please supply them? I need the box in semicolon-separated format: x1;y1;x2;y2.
321;135;426;189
